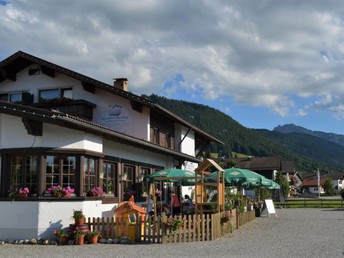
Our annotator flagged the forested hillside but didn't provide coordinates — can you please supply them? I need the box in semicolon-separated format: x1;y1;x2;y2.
148;94;344;173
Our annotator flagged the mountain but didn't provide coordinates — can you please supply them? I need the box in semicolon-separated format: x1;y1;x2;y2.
148;94;344;173
274;124;344;148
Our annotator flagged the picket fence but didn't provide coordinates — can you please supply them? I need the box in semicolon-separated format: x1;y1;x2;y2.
86;209;255;244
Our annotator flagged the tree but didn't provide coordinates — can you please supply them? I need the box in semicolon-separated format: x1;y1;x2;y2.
275;171;290;198
323;179;335;195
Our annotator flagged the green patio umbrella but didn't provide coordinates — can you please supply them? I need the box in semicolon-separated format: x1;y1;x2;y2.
206;167;264;187
147;168;198;183
260;177;280;189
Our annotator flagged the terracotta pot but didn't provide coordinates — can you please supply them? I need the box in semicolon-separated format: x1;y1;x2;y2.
17;193;28;198
88;235;99;244
58;236;69;245
75;235;85;245
74;217;85;225
63;193;72;198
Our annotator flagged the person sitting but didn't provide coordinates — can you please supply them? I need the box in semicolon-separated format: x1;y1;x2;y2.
170;190;181;215
182;194;194;214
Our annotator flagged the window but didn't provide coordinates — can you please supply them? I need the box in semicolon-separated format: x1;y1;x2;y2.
9;92;23;102
39;88;73;102
39;89;59;101
62;88;73;99
101;162;118;196
10;155;38;195
46;155;76;191
136;167;150;202
123;165;135;199
83;157;97;194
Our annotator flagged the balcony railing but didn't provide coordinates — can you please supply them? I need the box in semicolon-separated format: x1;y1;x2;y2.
33;99;96;120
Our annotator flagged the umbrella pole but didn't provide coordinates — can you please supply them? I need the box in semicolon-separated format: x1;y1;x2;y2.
151;183;157;218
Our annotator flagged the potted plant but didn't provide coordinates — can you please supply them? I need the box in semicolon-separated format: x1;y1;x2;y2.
47;185;63;198
73;229;85;245
86;230;101;244
86;186;104;198
62;186;74;197
53;229;71;245
73;209;85;225
17;187;30;198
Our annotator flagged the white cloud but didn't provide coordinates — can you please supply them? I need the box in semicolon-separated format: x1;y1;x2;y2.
1;0;344;121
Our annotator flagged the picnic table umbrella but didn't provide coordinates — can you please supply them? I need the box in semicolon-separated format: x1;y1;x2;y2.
147;168;199;216
148;168;197;182
260;177;281;189
206;167;264;187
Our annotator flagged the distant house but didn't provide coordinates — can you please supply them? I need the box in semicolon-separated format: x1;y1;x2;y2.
232;156;296;180
324;173;344;191
0;51;222;240
302;177;326;195
301;172;344;195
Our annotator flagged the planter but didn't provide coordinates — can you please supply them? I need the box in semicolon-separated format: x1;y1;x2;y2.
254;207;261;217
63;193;72;198
54;192;63;198
74;217;85;225
58;236;69;245
75;235;85;245
17;193;28;198
88;235;99;244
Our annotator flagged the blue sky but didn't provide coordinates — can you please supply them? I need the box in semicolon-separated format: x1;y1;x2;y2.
0;0;344;134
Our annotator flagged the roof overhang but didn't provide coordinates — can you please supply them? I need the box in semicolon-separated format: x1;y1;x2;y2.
0;101;201;163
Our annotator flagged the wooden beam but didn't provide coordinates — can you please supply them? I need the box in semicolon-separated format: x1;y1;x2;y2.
82;82;95;94
40;65;55;77
0;68;16;81
22;118;43;136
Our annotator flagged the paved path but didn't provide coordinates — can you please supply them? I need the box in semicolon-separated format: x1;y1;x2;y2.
0;208;343;258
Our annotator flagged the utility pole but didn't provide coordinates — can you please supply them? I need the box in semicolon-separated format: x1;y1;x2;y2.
317;169;320;198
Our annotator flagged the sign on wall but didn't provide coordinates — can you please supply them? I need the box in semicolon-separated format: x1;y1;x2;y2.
99;104;132;127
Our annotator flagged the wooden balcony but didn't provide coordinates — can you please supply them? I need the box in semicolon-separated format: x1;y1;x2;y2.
33;99;96;120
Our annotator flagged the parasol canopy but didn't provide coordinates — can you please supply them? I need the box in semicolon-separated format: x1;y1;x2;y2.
147;168;198;183
206;167;265;187
260;177;281;189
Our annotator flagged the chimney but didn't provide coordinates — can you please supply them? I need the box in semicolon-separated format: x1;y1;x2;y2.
113;78;128;91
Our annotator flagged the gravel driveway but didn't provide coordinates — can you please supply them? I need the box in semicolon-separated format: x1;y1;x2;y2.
0;208;343;258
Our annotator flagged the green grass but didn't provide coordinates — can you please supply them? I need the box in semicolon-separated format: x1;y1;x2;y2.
275;199;344;208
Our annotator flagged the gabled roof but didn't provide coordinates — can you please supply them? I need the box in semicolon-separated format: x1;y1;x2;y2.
0;51;223;145
113;201;146;215
0;100;201;163
233;156;296;172
302;178;326;187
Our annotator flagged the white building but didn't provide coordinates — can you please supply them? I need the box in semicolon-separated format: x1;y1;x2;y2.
0;51;222;240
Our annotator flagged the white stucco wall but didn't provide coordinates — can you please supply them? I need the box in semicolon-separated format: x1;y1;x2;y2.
103;139;173;168
0;67;150;141
0;200;116;241
0;114;103;152
180;127;195;156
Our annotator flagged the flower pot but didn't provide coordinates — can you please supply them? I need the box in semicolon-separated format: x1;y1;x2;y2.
54;192;62;198
75;235;85;245
75;217;85;225
58;236;69;245
88;235;99;244
63;193;72;198
17;193;28;198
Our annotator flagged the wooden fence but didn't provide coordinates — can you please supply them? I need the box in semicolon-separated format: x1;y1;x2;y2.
87;209;256;244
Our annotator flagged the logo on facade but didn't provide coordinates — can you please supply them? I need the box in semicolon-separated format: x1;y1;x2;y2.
99;104;132;126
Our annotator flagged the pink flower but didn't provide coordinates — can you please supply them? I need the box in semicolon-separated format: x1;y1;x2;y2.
62;186;74;195
18;187;29;194
91;187;103;197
